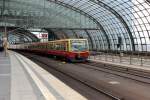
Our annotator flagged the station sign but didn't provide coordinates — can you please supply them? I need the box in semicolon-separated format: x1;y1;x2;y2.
0;9;50;17
41;34;48;38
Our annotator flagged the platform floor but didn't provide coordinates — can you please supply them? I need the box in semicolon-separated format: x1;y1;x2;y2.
0;51;87;100
0;52;10;100
89;53;150;71
1;51;150;100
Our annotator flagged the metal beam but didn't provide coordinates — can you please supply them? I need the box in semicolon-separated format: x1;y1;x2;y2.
43;28;100;30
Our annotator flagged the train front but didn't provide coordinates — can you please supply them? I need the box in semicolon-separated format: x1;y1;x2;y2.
67;39;89;62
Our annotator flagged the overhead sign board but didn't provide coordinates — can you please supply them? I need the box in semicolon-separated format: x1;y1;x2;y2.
41;34;48;38
0;9;49;17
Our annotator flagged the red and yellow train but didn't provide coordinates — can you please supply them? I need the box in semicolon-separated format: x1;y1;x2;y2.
9;39;89;62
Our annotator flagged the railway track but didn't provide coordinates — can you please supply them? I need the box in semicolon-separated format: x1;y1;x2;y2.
77;61;150;84
20;52;123;100
18;51;150;100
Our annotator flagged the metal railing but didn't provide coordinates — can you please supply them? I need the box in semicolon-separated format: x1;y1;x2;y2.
89;51;150;67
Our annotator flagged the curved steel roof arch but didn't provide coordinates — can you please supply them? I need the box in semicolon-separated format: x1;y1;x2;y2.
7;28;39;43
90;0;135;51
53;0;150;52
14;29;39;42
8;33;31;44
8;32;33;43
48;0;110;50
54;0;135;51
1;0;150;53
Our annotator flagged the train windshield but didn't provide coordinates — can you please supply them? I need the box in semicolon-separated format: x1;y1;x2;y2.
70;40;88;52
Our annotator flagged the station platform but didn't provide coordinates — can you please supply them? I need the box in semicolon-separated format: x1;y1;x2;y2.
89;55;150;72
0;51;87;100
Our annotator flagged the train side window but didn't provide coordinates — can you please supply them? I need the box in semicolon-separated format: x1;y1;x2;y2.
49;43;51;50
59;43;61;50
56;43;61;50
50;43;53;50
45;44;47;49
52;43;54;50
46;44;48;49
66;42;68;51
48;44;50;49
55;44;59;50
53;43;54;50
61;43;65;51
48;44;51;50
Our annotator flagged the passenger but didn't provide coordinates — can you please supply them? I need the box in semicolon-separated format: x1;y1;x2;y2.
3;38;8;55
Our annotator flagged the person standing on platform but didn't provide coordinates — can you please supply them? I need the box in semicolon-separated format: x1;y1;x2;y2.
3;37;8;56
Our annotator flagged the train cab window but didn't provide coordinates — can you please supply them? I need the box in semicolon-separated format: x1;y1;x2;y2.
70;39;88;51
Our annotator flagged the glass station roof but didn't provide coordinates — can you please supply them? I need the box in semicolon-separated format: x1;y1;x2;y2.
1;0;150;52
